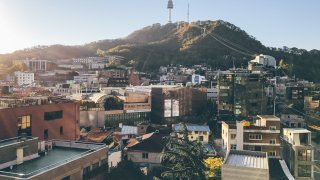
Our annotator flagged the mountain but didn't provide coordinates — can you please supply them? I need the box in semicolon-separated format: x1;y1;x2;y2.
1;20;320;82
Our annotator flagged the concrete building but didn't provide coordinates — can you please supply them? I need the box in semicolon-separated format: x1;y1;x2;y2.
222;150;269;180
207;87;218;100
191;74;206;85
151;86;206;123
23;59;47;71
172;123;210;144
14;71;34;86
248;54;276;69
0;96;80;141
0;137;108;180
282;128;314;180
222;115;281;158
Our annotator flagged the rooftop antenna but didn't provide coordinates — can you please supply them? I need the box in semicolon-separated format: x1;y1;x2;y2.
187;3;190;23
167;0;174;23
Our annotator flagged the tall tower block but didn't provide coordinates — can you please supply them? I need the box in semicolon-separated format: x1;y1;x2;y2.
167;0;174;23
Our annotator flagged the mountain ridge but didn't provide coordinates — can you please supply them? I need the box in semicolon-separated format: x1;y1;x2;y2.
0;20;319;82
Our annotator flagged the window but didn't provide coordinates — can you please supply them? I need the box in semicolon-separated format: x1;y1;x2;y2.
199;136;204;142
268;151;276;157
269;139;276;144
60;126;64;135
249;134;262;140
298;149;312;161
231;134;236;139
298;165;311;177
142;153;149;159
83;166;91;175
44;129;48;139
44;110;63;120
231;144;237;150
92;162;99;170
269;126;276;130
17;115;32;136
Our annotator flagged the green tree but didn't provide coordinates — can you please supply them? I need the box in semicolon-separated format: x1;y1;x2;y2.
161;123;207;180
104;97;123;110
108;159;146;180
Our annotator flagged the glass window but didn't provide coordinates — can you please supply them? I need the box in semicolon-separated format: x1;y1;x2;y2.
44;110;63;120
298;165;311;177
269;126;276;130
17;115;32;136
249;134;262;140
142;153;149;159
199;136;204;142
268;151;276;157
298;149;312;161
231;134;236;139
269;139;276;144
231;144;237;150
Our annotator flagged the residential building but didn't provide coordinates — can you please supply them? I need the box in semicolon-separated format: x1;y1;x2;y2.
281;114;306;128
172;123;210;144
217;69;268;117
222;115;281;158
191;74;206;85
0;96;80;141
207;87;218;100
282;128;314;180
0;137;108;180
248;54;276;69
125;132;165;170
14;71;34;86
222;150;269;180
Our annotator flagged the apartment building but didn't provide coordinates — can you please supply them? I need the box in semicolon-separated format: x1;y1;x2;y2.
282;128;314;180
222;115;281;158
23;59;47;71
14;71;34;86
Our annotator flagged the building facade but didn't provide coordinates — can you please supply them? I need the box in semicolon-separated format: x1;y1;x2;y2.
14;71;35;86
282;128;314;180
0;99;80;141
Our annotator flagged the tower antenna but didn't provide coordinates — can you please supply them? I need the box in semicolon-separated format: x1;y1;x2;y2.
167;0;174;23
187;3;190;23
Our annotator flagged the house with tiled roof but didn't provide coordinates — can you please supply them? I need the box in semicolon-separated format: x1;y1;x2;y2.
124;132;165;170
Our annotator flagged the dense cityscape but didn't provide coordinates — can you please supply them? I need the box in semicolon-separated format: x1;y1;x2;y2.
0;1;320;180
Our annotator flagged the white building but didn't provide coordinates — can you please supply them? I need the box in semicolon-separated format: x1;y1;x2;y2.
191;74;206;85
58;64;84;69
14;71;34;86
250;54;276;68
23;59;47;71
74;74;98;84
90;62;105;69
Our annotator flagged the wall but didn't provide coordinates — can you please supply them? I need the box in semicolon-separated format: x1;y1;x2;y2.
127;150;161;166
222;165;269;180
0;102;80;141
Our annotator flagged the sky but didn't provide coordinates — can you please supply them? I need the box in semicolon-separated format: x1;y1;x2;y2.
0;0;319;54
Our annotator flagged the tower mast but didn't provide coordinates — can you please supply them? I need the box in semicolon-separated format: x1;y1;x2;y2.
167;0;174;23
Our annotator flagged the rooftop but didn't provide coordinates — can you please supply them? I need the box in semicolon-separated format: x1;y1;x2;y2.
283;128;311;134
0;147;86;177
224;150;268;169
0;139;106;179
173;123;210;132
257;115;280;121
0;137;37;148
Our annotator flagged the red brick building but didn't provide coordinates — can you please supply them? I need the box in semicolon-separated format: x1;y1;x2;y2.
0;101;80;141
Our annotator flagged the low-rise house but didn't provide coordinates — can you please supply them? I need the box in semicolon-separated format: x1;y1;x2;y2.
172;123;210;144
125;132;165;170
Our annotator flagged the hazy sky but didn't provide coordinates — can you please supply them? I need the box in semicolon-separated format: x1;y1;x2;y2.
0;0;319;54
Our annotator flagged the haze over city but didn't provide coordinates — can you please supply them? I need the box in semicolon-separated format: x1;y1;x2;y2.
0;0;320;54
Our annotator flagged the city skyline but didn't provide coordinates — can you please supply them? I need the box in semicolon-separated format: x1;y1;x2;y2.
0;0;319;54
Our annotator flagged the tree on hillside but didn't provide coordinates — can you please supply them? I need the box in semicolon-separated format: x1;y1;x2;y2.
161;123;207;180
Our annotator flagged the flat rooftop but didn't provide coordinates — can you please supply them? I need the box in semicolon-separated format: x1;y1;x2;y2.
283;128;310;134
0;147;87;178
0;137;37;148
224;150;268;169
0;139;107;179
